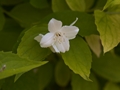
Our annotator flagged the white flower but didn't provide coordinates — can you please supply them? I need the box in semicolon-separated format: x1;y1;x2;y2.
34;18;79;53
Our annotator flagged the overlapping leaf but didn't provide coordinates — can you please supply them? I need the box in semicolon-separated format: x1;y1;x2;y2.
17;24;51;61
61;36;92;81
95;0;120;53
0;52;47;79
85;35;101;57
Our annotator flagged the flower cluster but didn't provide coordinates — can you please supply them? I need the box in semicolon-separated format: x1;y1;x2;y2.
34;18;79;53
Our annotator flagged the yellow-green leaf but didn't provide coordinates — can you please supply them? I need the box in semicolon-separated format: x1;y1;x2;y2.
0;52;48;79
95;10;120;53
61;36;92;81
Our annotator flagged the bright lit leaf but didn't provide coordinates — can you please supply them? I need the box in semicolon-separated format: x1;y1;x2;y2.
61;36;92;81
0;52;48;79
103;0;120;10
95;9;120;53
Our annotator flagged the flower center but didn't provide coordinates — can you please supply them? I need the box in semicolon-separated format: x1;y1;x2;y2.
54;32;65;44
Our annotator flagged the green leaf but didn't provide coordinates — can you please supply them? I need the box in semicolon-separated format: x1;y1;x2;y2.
0;18;23;51
10;3;52;27
0;79;5;89
30;0;49;9
94;0;107;10
85;35;102;57
0;0;23;5
61;36;92;81
92;52;120;82
71;73;99;90
0;8;5;31
85;0;95;10
2;71;39;90
104;82;120;90
95;10;120;53
3;65;52;90
66;0;86;11
52;0;70;12
41;11;98;36
2;18;23;32
36;63;53;90
103;0;120;10
0;52;48;79
14;72;24;82
0;32;20;51
55;60;71;87
17;24;52;61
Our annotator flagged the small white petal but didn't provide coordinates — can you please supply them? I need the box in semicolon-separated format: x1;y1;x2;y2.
50;45;60;53
40;33;55;47
34;34;43;42
61;26;79;39
62;37;70;51
54;37;69;53
48;18;62;32
55;42;65;53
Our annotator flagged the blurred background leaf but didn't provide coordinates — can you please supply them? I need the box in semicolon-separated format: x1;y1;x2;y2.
10;3;52;27
92;52;120;82
52;0;70;12
103;82;120;90
30;0;49;9
55;59;71;87
71;73;99;90
0;7;5;31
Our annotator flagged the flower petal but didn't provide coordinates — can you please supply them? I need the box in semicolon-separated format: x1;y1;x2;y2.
40;33;55;47
55;37;69;53
48;18;62;32
61;26;79;39
62;37;70;51
50;45;60;53
34;34;43;42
